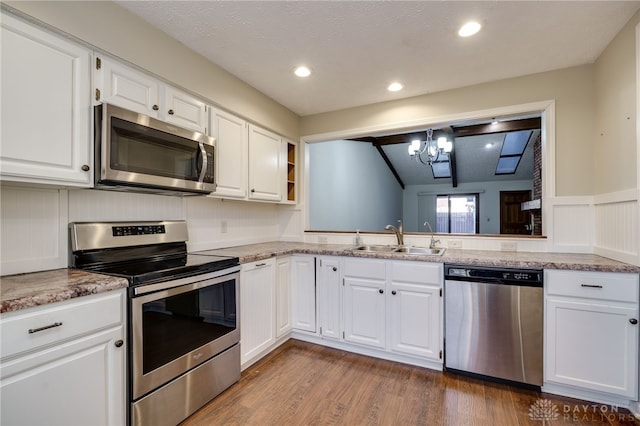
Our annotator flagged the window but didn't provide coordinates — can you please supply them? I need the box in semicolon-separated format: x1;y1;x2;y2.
436;194;479;234
495;130;532;175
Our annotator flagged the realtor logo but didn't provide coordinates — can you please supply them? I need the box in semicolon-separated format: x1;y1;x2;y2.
529;399;560;423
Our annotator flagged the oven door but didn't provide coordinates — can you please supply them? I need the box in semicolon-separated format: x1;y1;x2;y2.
97;103;215;194
130;268;239;400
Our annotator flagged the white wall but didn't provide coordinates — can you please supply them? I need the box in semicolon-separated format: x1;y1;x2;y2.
403;180;534;234
308;140;403;231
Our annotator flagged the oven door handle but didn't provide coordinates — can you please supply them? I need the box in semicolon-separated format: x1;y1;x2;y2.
133;265;241;296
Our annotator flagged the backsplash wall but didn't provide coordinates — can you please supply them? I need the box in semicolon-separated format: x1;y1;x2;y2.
0;185;288;275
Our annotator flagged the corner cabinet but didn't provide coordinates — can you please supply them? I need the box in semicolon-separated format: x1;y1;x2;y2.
291;255;316;332
209;108;249;199
240;259;276;366
0;290;126;426
276;256;293;338
544;270;639;401
1;11;92;187
248;124;282;202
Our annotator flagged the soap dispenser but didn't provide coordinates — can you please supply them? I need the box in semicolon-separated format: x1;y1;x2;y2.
354;229;362;246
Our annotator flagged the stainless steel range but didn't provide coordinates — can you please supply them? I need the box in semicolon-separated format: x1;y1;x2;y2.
70;221;240;426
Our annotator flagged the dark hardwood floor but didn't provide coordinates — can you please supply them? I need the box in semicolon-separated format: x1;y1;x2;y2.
182;340;640;426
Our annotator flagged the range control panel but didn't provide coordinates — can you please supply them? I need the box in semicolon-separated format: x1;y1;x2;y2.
112;225;166;237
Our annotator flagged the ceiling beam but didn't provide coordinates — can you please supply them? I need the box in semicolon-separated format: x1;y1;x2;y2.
348;117;541;146
449;139;458;188
372;143;405;189
452;117;541;138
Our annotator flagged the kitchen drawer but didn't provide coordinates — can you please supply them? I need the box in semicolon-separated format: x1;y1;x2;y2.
390;261;442;286
343;258;386;280
545;270;638;303
0;290;124;359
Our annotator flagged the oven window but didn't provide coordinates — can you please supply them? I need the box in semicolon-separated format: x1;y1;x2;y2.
142;279;236;374
111;117;199;181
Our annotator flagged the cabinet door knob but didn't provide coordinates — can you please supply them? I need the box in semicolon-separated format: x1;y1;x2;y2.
379;289;384;294
332;267;337;272
81;164;90;172
168;109;175;115
152;104;159;111
391;290;397;295
251;188;255;193
630;318;638;325
115;340;124;348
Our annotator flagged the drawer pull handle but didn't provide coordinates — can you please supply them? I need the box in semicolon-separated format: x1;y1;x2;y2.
28;322;63;334
580;284;603;289
255;263;267;267
630;319;638;325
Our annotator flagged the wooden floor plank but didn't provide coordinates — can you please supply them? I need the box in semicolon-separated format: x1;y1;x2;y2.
181;340;639;426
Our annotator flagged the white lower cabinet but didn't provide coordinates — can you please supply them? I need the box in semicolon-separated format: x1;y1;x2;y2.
309;256;443;365
291;255;316;332
0;290;126;426
276;256;292;338
316;256;342;340
240;258;276;365
389;261;442;360
343;258;386;349
544;270;639;400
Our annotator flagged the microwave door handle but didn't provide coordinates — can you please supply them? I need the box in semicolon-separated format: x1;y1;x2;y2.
197;143;207;183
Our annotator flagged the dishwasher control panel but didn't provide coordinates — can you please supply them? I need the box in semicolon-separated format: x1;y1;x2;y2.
445;265;543;286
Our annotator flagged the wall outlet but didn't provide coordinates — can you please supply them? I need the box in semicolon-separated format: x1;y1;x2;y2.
318;236;328;244
501;241;517;251
220;220;228;234
448;240;462;249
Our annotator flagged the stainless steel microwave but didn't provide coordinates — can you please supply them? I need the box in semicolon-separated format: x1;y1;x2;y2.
94;103;215;195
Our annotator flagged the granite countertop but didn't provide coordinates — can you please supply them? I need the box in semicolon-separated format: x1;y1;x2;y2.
0;269;128;314
196;241;640;274
2;242;638;315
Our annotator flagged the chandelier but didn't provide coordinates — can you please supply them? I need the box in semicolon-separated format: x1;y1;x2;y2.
407;128;453;165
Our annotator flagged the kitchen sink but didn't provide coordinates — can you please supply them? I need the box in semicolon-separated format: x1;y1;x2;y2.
351;245;446;256
351;245;398;252
394;246;446;256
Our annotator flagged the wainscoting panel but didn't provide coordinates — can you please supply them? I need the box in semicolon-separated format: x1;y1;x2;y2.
68;189;185;222
593;190;640;266
0;186;68;275
186;197;281;251
550;200;592;252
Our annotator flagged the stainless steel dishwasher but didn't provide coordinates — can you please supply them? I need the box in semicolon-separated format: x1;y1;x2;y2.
444;264;543;387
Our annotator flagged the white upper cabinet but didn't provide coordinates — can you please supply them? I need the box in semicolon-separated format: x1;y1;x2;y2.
94;56;161;118
1;12;92;187
248;124;282;202
94;55;207;133
163;85;207;133
209;108;248;198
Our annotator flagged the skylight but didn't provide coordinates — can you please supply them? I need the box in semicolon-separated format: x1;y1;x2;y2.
495;130;532;175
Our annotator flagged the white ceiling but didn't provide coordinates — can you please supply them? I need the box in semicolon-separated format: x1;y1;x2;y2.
117;1;640;117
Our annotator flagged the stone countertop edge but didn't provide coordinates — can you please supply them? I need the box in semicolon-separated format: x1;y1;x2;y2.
2;242;638;314
0;269;128;314
208;242;640;274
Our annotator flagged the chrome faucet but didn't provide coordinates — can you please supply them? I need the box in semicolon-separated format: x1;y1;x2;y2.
385;219;404;246
423;221;440;249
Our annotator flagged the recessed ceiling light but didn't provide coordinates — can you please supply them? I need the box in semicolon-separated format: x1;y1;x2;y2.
388;82;403;92
485;143;493;149
294;66;311;77
458;21;481;37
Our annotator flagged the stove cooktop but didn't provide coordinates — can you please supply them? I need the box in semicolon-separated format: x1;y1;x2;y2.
82;253;239;286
